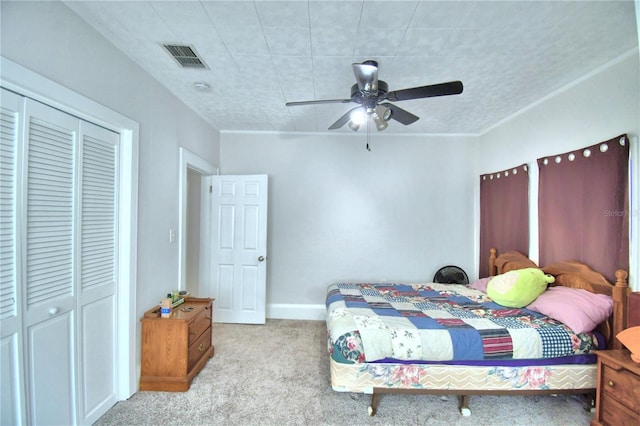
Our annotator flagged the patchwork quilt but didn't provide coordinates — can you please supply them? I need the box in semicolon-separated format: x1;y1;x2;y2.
326;283;600;364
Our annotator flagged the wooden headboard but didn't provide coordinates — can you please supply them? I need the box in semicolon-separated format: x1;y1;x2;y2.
488;248;538;275
488;248;630;349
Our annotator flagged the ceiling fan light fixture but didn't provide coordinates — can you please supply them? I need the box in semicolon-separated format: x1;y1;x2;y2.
382;107;392;121
372;110;388;131
349;109;366;126
347;121;360;131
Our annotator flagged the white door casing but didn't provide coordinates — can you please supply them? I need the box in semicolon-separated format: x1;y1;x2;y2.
178;147;217;294
210;175;268;324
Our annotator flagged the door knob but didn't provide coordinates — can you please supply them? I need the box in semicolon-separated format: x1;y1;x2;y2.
258;256;265;262
48;307;59;316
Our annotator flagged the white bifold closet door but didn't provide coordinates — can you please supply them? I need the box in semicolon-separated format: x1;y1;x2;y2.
75;111;119;426
1;90;119;425
1;89;25;426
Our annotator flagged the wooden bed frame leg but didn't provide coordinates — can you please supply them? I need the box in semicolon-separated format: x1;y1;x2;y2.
368;392;379;416
458;395;471;416
587;391;596;413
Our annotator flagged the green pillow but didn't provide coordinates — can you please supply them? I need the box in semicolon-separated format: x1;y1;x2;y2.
487;268;555;308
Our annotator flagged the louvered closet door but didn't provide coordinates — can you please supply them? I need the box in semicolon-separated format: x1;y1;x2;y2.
76;121;118;425
0;89;26;425
21;100;120;425
23;99;78;425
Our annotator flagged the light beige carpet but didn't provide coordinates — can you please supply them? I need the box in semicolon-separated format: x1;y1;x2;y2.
95;319;594;425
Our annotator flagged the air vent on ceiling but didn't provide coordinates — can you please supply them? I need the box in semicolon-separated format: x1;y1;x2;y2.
162;44;208;69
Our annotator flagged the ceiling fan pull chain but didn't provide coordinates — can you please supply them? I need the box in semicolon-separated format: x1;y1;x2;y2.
366;120;371;151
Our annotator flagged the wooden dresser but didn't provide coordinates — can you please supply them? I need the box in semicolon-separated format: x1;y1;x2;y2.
140;297;214;391
591;349;640;425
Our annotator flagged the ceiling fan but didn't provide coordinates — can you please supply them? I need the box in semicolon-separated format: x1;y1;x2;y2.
285;60;463;131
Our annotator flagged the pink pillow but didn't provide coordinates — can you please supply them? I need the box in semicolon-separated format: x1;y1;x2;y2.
469;277;492;293
527;286;613;333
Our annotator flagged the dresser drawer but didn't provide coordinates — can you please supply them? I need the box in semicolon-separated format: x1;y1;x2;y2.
188;326;211;372
601;364;640;411
188;306;212;345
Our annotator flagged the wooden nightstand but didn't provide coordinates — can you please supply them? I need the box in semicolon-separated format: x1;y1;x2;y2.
591;349;640;425
140;297;214;391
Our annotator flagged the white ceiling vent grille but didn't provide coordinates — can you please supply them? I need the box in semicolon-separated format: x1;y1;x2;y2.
162;44;208;69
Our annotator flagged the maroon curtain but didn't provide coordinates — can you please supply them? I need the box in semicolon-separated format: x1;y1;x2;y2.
538;134;629;282
479;164;530;278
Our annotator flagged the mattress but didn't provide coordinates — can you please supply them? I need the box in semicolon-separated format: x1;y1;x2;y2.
326;283;602;365
329;358;597;392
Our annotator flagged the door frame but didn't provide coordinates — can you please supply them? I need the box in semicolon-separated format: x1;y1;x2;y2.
1;57;139;401
178;147;218;292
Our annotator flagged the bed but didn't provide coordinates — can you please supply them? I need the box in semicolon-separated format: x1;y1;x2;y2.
325;249;630;416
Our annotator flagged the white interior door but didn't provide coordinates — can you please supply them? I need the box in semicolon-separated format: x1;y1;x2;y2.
210;175;268;324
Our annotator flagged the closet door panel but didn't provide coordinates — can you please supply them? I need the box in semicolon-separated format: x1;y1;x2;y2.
0;334;22;425
27;311;75;425
1;89;20;323
0;88;25;425
23;99;78;424
77;121;118;424
79;295;115;423
23;99;77;320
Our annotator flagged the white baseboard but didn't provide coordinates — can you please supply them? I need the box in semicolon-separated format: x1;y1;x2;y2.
267;303;325;321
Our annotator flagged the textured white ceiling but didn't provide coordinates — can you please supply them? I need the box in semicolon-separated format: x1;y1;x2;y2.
64;0;638;135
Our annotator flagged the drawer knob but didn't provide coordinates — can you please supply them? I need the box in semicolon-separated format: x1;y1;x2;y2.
607;380;614;387
198;343;204;352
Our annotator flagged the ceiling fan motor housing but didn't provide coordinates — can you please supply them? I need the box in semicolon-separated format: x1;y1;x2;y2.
351;80;389;112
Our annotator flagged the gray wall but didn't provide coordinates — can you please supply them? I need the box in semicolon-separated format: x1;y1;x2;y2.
220;132;478;307
479;52;639;173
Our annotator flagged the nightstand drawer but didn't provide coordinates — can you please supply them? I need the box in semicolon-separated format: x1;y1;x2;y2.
600;394;640;426
601;364;640;410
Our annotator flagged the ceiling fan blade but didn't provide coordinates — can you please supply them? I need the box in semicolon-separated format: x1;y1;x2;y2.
286;98;352;106
386;81;463;102
380;102;419;125
328;106;360;130
352;61;378;94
